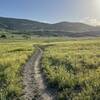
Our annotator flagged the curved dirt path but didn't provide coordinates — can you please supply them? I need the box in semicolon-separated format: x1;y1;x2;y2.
22;48;53;100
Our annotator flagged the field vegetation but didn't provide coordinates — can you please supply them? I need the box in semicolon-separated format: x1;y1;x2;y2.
0;38;100;100
0;40;35;99
0;38;65;99
42;39;100;100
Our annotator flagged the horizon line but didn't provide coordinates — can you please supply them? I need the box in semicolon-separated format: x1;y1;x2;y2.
0;16;94;26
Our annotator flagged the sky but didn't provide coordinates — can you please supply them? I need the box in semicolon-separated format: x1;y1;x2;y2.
0;0;100;25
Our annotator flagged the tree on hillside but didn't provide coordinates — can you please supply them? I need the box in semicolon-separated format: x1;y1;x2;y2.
0;35;7;39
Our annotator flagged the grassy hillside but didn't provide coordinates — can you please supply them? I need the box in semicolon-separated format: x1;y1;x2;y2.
0;17;49;31
0;17;100;37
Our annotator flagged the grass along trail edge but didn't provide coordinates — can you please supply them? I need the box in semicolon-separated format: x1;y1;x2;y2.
22;48;53;100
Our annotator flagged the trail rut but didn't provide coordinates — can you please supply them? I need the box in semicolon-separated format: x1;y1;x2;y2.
22;48;53;100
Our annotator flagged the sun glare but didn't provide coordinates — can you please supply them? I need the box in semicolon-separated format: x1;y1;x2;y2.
94;0;100;9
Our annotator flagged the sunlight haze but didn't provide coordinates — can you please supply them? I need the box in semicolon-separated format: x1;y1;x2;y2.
0;0;100;25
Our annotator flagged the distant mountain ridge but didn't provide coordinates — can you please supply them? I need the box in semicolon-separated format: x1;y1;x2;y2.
0;16;100;37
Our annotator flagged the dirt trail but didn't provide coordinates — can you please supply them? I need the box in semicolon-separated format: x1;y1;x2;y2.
22;48;53;100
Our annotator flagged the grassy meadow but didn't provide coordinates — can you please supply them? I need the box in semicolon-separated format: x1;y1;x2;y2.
0;40;36;99
42;39;100;100
0;38;61;99
0;38;100;100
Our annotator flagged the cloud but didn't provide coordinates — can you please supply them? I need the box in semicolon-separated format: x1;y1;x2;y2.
82;17;100;26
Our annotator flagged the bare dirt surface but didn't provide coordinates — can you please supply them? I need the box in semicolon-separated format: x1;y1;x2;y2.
22;48;53;100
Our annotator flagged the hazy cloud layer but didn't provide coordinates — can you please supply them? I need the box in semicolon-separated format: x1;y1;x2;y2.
82;17;100;26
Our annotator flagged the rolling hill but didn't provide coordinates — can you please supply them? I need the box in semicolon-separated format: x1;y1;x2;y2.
0;16;100;37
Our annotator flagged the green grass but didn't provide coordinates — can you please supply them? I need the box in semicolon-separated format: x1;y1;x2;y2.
0;40;35;99
0;38;100;100
0;38;64;99
42;39;100;100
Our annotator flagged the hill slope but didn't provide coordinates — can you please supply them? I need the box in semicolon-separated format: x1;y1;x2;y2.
0;17;100;37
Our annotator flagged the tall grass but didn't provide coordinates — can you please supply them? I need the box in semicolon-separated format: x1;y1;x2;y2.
42;39;100;100
0;41;34;99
